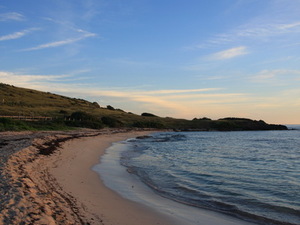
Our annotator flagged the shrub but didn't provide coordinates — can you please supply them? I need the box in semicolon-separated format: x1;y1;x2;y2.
67;111;104;129
132;121;165;128
65;120;103;129
101;116;123;128
141;112;158;117
70;111;93;121
92;102;100;108
59;110;68;114
107;105;115;110
0;118;32;131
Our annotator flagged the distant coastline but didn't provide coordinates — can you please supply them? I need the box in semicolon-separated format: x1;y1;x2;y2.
286;124;300;130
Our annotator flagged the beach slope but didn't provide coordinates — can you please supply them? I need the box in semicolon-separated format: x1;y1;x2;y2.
0;129;175;225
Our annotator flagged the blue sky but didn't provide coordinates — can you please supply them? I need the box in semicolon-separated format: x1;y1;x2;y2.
1;0;299;124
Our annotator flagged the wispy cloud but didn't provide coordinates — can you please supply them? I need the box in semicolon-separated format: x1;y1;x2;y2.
0;12;25;22
21;31;96;51
208;46;248;60
0;71;69;86
81;0;100;21
252;69;300;79
43;17;96;35
0;28;39;41
250;69;300;85
145;88;220;95
12;17;98;51
190;20;300;50
183;46;248;71
277;22;300;30
232;21;300;38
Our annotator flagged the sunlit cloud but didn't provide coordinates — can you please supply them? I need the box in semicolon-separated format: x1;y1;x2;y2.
145;88;220;95
0;28;39;41
0;71;69;87
163;93;247;101
0;12;25;21
208;46;248;60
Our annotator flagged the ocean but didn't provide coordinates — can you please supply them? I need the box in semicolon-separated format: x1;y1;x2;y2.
94;127;300;225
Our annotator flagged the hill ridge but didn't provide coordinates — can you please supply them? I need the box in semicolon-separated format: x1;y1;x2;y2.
0;83;288;131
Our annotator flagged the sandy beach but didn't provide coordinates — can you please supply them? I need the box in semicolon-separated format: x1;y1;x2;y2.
0;129;176;225
0;129;259;225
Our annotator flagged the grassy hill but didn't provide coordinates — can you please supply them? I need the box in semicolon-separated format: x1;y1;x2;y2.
0;83;287;131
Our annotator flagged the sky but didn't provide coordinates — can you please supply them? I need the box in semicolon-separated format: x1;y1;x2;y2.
0;0;300;124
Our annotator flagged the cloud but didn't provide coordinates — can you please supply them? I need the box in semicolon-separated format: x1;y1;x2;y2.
278;22;300;30
0;71;69;87
0;28;39;41
208;46;248;60
190;20;300;50
14;17;98;51
88;88;221;99
251;69;300;83
145;88;220;95
0;12;25;21
234;21;300;38
21;31;96;51
43;17;97;35
81;0;100;21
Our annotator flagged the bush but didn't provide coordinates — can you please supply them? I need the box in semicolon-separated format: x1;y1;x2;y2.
70;111;93;121
59;110;68;114
107;105;115;110
65;120;103;129
193;117;212;121
101;116;123;128
92;102;100;108
132;121;165;128
0;118;32;131
141;112;158;117
67;111;104;129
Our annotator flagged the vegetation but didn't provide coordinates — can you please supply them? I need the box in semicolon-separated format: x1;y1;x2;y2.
0;83;288;131
141;112;158;117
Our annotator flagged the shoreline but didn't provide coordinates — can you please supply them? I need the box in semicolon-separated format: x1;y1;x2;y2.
0;129;176;225
1;129;257;225
95;134;257;225
47;129;178;225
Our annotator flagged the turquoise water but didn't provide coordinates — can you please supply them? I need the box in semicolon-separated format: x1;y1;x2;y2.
120;129;300;225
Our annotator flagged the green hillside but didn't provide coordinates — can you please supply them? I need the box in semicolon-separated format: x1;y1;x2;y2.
0;83;287;131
